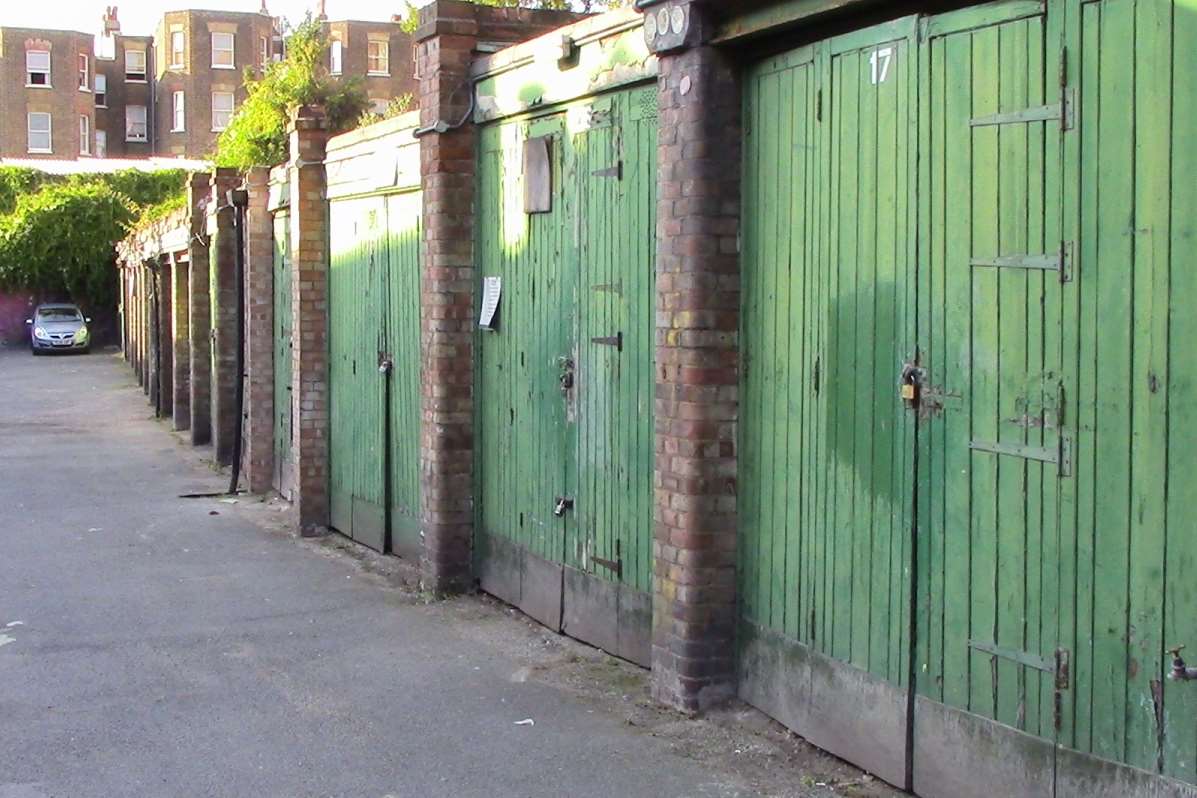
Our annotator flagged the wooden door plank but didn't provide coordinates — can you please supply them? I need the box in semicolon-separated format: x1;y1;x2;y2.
1089;0;1135;763
994;18;1031;730
1163;0;1197;780
1124;0;1171;772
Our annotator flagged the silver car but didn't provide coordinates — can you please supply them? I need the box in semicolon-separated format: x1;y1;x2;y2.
27;304;92;355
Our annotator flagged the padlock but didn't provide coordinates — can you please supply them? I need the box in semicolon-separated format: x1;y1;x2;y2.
901;383;917;401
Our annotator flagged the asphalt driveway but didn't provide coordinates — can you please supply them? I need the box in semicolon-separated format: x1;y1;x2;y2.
0;348;746;798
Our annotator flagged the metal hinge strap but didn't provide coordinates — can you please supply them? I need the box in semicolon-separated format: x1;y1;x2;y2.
969;640;1055;673
970;89;1074;130
968;435;1072;477
592;162;622;179
970;241;1074;282
590;331;623;351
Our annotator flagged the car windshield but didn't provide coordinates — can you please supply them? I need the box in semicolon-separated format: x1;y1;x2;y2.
38;308;81;321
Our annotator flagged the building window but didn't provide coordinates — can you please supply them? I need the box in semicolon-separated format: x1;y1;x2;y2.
172;91;186;132
367;40;389;75
125;49;146;81
94;74;107;107
330;39;342;74
170;31;185;68
212;32;235;68
126;105;147;141
78;54;90;90
260;35;269;68
79;115;91;155
26;50;51;87
211;91;234;131
96;130;107;158
27;113;51;153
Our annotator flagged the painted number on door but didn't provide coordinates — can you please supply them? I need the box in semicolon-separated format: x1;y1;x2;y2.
870;46;894;85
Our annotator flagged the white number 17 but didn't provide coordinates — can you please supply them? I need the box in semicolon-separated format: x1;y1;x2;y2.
870;46;894;85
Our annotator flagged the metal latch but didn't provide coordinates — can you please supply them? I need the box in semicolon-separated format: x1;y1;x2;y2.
378;351;393;375
553;496;574;517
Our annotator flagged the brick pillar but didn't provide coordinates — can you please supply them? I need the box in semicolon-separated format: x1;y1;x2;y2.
242;167;275;493
171;252;191;431
188;172;214;446
289;106;330;536
646;2;743;713
208;168;241;466
415;3;482;594
157;256;174;419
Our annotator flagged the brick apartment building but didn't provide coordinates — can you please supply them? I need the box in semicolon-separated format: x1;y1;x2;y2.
0;4;417;161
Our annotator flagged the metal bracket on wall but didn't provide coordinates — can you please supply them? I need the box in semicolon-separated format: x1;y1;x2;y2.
969;641;1071;730
970;241;1074;283
969;88;1075;131
590;331;623;351
968;434;1072;477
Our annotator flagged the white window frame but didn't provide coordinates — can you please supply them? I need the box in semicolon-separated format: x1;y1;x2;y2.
367;40;389;75
95;129;107;158
125;49;146;82
78;53;90;91
170;31;185;68
330;39;342;75
172;91;186;132
94;73;107;107
79;115;90;155
260;35;269;69
211;91;234;132
211;32;235;69
26;50;51;87
125;105;147;142
27;112;52;153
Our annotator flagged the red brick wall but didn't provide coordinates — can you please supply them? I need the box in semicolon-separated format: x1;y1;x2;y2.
413;0;590;594
208;168;241;466
288;106;330;536
242;167;274;494
187;172;214;446
650;27;743;713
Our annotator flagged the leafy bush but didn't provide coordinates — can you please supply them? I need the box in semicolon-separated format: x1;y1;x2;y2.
0;167;188;308
0;182;136;307
0;168;54;216
213;15;369;170
354;93;415;129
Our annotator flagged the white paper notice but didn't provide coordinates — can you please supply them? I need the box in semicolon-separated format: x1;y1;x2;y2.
479;276;501;330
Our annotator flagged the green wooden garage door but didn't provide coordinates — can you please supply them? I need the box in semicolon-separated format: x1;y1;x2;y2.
272;211;292;499
740;0;1197;793
475;84;657;665
328;190;422;555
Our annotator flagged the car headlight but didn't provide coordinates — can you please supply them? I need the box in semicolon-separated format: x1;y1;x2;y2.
33;326;49;340
75;326;88;341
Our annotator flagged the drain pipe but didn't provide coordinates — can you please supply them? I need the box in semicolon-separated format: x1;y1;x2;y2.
227;187;250;496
